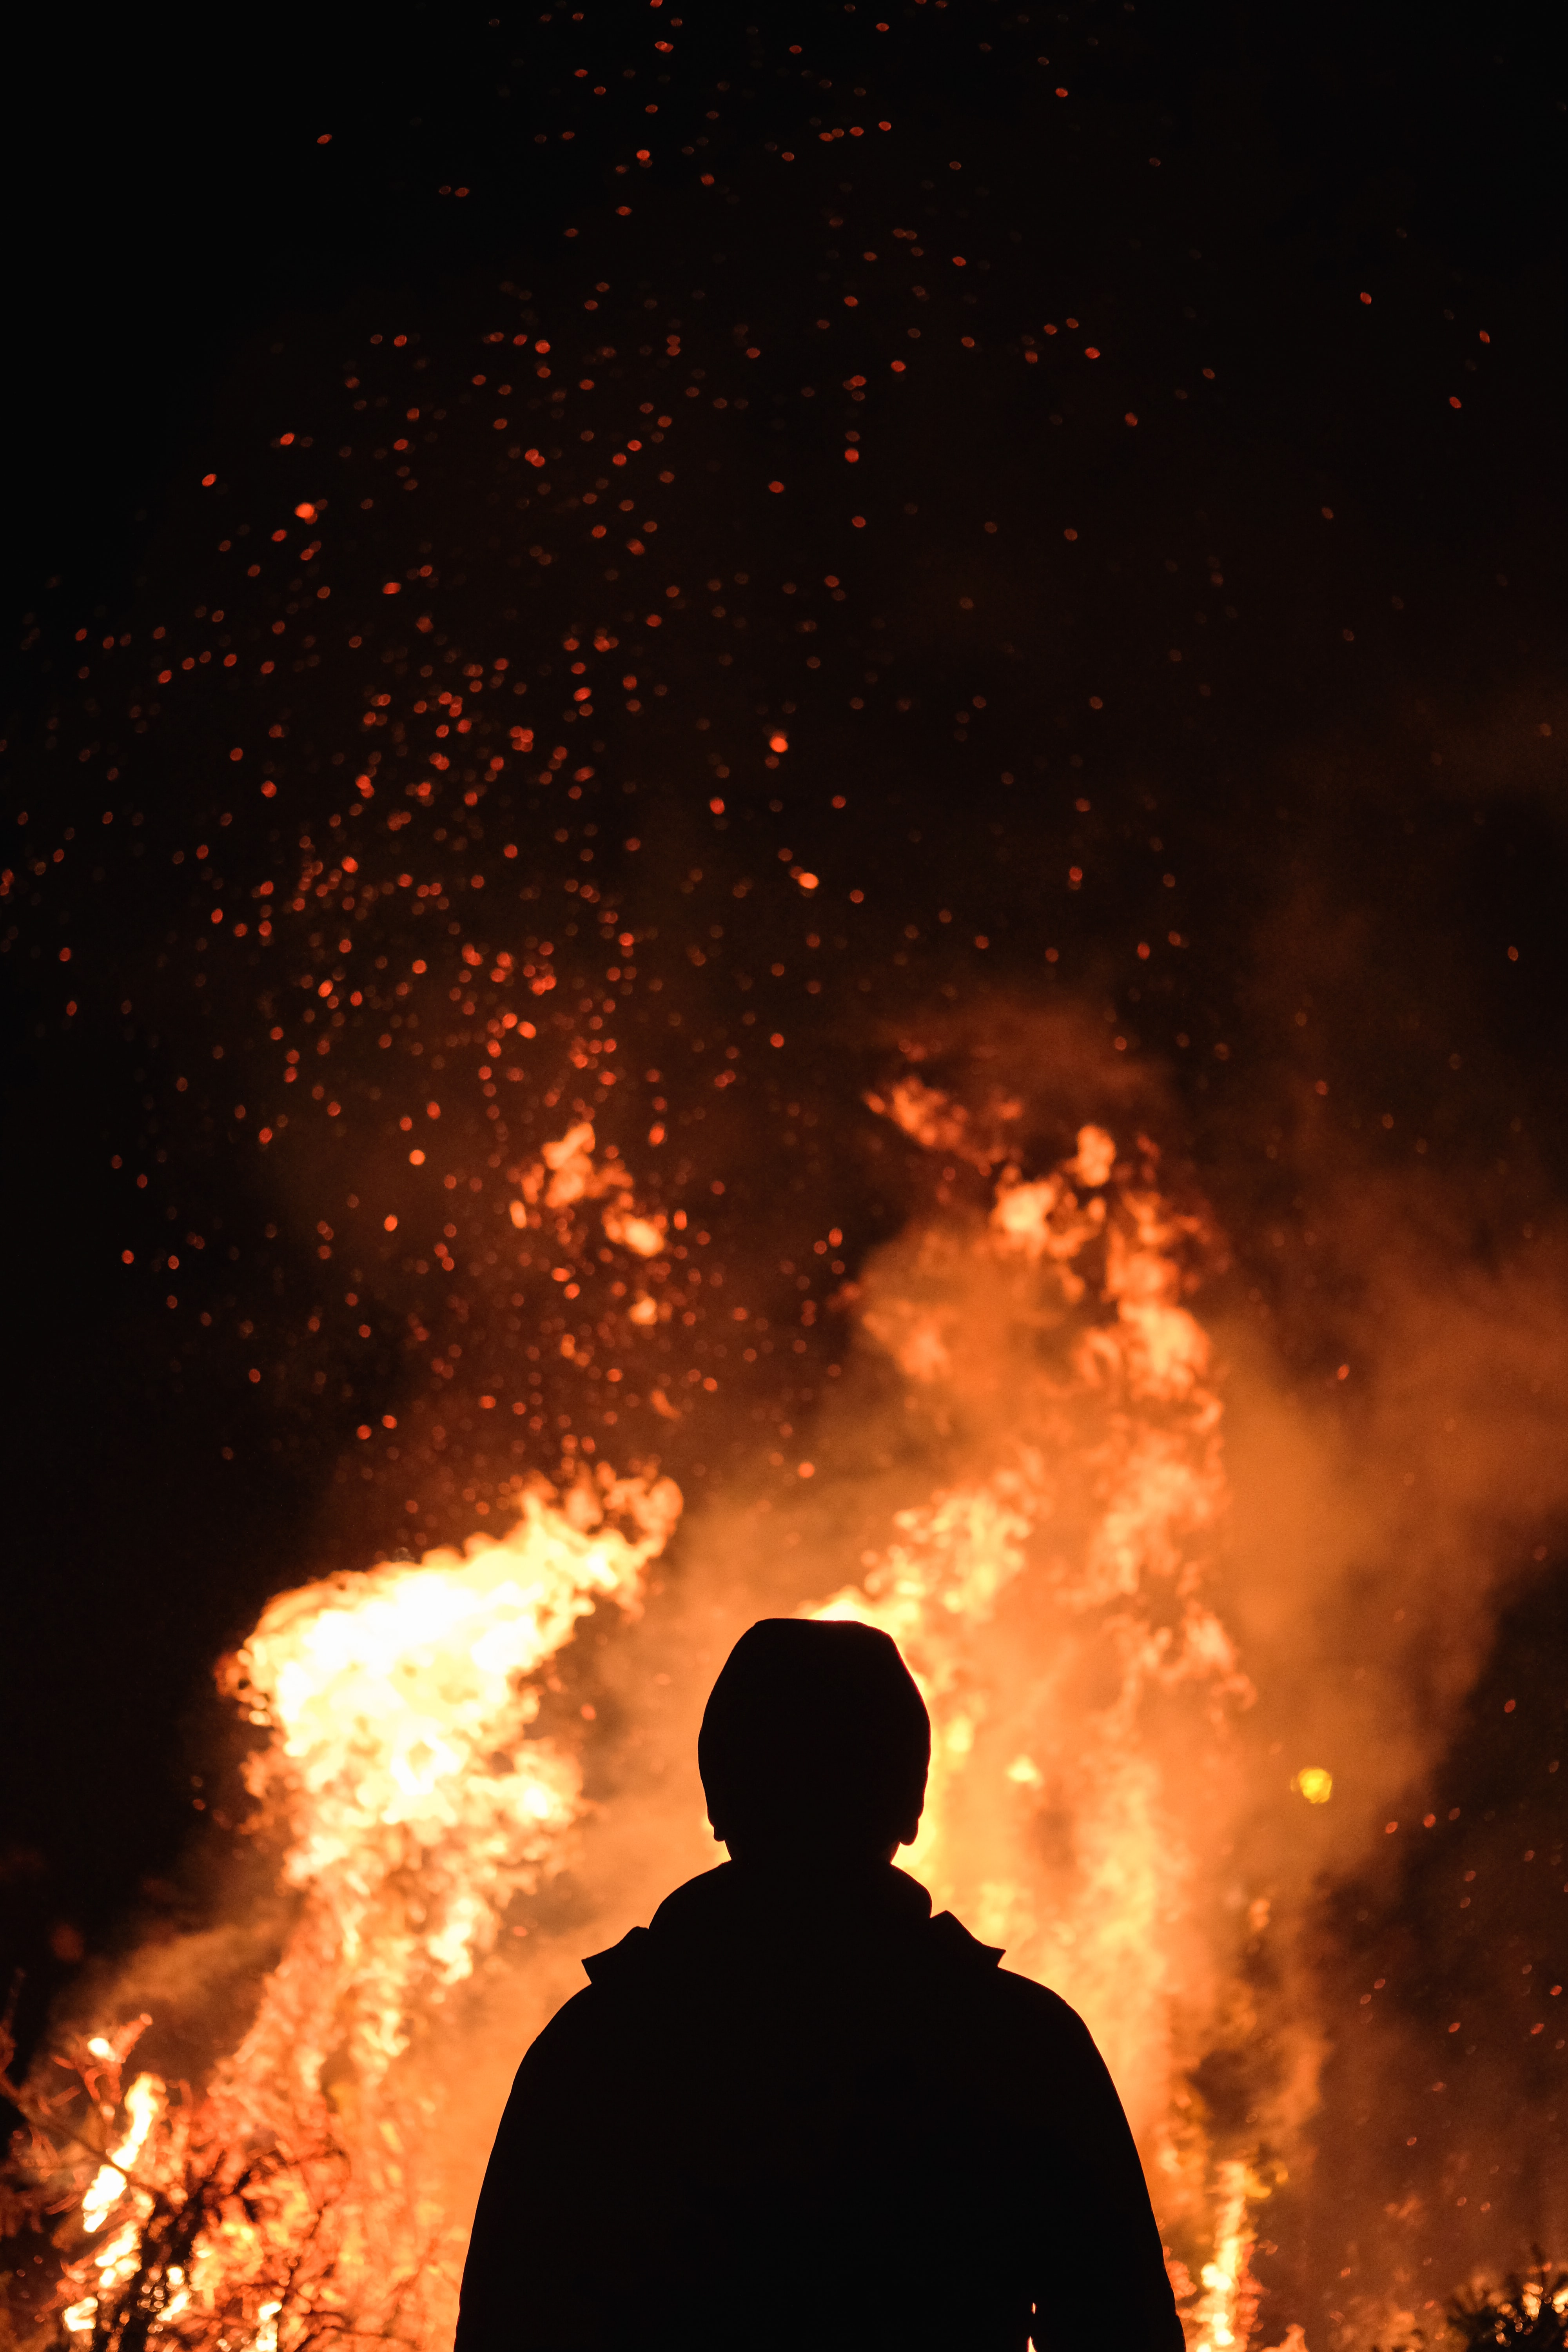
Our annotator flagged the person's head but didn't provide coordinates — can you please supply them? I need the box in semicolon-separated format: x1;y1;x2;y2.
698;1618;930;1866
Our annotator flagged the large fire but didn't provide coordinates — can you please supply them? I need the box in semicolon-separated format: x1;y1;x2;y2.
4;1107;1312;2352
5;44;1563;2325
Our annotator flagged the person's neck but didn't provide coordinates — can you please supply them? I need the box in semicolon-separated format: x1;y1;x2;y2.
714;1848;931;1939
726;1845;899;1890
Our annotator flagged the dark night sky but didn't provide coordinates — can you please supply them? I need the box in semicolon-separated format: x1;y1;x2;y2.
2;0;1564;2327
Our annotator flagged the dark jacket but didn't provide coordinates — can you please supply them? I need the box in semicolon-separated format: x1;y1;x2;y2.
456;1860;1184;2352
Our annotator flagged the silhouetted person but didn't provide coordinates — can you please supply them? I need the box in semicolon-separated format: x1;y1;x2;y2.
457;1619;1184;2351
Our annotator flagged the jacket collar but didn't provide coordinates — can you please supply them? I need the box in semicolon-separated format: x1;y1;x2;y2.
584;1860;1002;1986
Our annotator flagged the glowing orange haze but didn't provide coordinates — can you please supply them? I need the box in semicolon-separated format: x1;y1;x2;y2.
30;1085;1568;2352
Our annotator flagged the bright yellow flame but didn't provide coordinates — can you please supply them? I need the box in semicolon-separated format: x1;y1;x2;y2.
66;2215;150;2336
80;2072;165;2232
59;1472;681;2349
225;1473;680;2051
1294;1766;1333;1806
1189;2160;1261;2352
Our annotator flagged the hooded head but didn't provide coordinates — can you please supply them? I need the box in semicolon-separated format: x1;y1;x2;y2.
698;1618;931;1863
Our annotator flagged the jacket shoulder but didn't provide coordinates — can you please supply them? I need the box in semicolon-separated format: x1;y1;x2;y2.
928;1908;1005;1969
508;1980;608;2085
582;1922;652;1987
992;1964;1098;2039
928;1913;1092;2036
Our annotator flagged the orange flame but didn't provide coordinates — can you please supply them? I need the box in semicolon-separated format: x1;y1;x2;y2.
811;1112;1259;2338
47;1472;679;2350
40;1115;1280;2350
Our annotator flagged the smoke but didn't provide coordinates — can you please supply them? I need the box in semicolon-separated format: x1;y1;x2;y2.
1210;1178;1568;2339
14;962;1568;2351
528;1004;1568;2345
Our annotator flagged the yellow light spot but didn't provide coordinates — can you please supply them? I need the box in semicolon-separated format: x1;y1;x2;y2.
1294;1766;1333;1805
